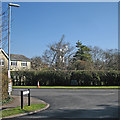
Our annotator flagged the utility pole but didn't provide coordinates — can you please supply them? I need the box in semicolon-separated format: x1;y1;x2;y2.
8;3;20;95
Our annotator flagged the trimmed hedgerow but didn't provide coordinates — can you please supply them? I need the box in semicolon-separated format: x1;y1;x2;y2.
11;70;120;86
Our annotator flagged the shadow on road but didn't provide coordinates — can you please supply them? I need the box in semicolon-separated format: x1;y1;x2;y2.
21;104;120;119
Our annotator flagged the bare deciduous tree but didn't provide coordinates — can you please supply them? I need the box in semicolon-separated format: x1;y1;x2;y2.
90;46;118;70
42;35;74;70
31;56;48;70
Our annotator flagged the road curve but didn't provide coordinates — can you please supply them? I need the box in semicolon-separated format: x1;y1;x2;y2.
12;88;119;119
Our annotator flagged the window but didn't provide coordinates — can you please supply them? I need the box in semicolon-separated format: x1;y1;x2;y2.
21;62;27;67
11;61;17;66
0;59;4;66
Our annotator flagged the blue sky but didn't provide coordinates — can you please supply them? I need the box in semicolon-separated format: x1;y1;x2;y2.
2;2;118;58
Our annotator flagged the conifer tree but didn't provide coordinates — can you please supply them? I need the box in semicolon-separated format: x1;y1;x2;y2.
74;40;91;61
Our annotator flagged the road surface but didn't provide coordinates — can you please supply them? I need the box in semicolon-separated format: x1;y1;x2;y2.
12;88;119;119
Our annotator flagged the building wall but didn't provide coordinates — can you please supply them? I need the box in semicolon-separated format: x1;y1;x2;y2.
0;51;8;69
0;51;31;71
10;61;31;71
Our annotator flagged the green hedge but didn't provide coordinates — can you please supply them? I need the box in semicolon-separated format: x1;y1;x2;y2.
11;70;120;86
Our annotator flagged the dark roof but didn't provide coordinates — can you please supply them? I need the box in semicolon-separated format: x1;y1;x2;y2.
10;54;31;62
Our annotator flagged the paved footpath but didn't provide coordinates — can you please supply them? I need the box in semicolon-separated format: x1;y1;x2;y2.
2;95;47;111
10;88;120;119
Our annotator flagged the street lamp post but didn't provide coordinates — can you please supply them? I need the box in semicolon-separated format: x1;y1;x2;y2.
8;3;20;95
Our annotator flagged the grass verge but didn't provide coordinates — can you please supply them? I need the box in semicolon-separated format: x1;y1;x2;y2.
13;86;120;89
2;104;46;118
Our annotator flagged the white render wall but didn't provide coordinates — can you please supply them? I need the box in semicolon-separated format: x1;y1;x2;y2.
0;50;31;71
10;61;31;71
0;51;8;69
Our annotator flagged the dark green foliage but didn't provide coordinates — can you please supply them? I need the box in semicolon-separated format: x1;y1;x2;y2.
74;40;91;61
2;96;13;105
11;70;120;86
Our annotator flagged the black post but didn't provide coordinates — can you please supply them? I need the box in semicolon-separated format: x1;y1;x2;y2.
28;89;30;106
21;91;23;109
13;79;14;86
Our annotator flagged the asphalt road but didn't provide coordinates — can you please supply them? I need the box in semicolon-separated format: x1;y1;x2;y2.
12;88;120;119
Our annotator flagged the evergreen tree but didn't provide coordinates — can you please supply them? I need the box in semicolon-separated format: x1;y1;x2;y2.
74;40;92;61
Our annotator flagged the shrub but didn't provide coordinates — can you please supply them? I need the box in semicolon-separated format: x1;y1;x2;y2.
11;70;120;86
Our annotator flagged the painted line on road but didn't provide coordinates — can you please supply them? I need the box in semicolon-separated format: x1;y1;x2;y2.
78;93;116;95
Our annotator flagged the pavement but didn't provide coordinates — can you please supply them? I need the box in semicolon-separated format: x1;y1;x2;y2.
2;95;47;111
2;95;50;119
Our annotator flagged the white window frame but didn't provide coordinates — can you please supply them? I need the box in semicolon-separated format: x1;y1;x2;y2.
21;61;27;67
11;61;17;66
0;59;4;66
